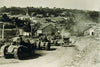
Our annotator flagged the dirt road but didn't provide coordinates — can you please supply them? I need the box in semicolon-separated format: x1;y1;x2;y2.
0;37;100;67
0;46;77;67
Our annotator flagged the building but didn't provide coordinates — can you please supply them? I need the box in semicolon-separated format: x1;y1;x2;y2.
36;23;57;36
84;27;95;36
84;23;100;38
18;29;30;36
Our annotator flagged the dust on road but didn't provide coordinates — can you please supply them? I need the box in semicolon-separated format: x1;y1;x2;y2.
0;46;78;67
0;37;100;67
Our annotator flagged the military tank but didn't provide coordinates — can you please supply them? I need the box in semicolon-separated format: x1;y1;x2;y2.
0;36;35;59
34;35;51;50
62;37;76;47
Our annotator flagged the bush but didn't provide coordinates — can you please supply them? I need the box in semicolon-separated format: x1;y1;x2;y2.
89;11;99;23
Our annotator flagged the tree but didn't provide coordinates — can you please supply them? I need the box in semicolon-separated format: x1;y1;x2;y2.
0;6;7;12
0;14;11;22
89;11;99;23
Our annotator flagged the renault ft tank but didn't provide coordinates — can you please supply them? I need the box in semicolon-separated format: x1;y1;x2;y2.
62;37;75;47
0;36;35;59
34;35;51;50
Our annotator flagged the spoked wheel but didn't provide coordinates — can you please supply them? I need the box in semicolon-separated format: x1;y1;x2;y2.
14;46;29;59
0;45;9;58
45;42;50;50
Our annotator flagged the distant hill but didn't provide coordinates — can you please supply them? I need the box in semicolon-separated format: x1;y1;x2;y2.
0;6;100;36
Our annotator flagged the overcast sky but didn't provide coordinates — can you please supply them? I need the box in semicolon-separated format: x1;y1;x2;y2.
0;0;100;11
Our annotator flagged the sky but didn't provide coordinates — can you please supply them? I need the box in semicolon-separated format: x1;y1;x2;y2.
0;0;100;11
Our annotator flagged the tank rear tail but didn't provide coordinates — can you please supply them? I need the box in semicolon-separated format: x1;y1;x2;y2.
0;45;12;58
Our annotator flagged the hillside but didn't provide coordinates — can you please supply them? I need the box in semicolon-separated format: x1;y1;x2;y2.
0;7;100;36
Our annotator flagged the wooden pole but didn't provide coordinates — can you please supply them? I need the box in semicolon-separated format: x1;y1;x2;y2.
2;24;4;40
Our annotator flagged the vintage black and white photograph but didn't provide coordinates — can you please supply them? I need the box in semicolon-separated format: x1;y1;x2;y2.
0;0;100;67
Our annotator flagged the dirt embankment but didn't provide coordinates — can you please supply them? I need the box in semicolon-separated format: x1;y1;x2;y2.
73;36;100;67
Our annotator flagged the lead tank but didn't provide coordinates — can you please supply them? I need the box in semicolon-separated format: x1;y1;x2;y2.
0;36;35;59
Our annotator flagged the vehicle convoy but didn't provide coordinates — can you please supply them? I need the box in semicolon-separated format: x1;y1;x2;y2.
0;36;35;59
